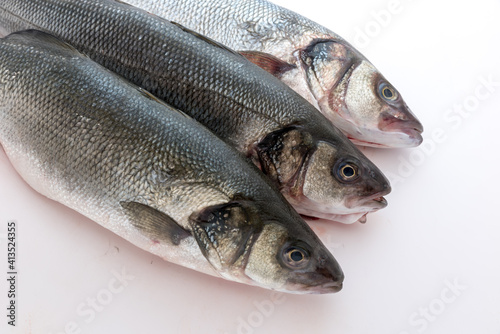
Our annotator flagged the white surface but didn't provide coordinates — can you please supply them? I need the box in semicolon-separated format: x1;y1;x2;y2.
1;0;500;333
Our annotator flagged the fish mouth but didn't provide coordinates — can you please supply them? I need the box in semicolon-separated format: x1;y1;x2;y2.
378;108;424;147
283;266;344;294
305;262;344;294
301;211;369;224
350;189;389;210
310;281;343;294
282;281;343;294
294;182;390;224
315;195;387;223
347;136;392;148
362;195;388;210
347;120;423;148
383;120;423;144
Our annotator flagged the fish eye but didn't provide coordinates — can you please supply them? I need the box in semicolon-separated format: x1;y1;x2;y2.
282;246;310;268
334;160;360;183
379;83;398;101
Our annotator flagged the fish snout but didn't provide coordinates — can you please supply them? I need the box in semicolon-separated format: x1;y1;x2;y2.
348;168;391;211
379;105;424;147
313;279;343;294
285;248;344;294
357;190;389;211
309;253;344;293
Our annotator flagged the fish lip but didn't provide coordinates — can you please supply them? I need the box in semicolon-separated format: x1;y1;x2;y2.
383;118;423;141
311;281;343;294
293;169;390;222
378;105;424;146
284;272;344;294
368;188;389;203
348;118;423;148
347;136;392;148
300;199;386;223
373;196;388;206
301;210;372;224
350;196;387;212
403;127;423;145
310;265;344;294
282;281;343;294
346;184;390;211
361;196;388;211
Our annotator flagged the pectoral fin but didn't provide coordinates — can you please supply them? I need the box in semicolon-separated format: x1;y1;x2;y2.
121;201;190;245
239;51;296;77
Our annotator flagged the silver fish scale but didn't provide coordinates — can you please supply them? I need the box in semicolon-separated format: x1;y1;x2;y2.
0;22;348;293
119;0;423;151
0;34;294;231
0;0;397;228
123;0;336;60
1;0;348;149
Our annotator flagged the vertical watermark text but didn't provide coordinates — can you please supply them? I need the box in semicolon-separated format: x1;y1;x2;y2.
6;221;17;327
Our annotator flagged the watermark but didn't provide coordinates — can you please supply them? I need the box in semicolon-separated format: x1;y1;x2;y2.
443;75;499;129
323;233;345;252
386;74;500;188
48;267;135;334
352;0;417;49
397;278;467;333
309;224;344;251
6;221;17;327
225;291;287;334
385;128;448;187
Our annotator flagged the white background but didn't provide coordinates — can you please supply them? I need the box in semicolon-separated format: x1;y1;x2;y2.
1;0;499;333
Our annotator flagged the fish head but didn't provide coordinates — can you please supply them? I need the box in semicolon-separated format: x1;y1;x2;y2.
188;199;343;293
256;127;391;223
245;222;344;294
300;40;423;148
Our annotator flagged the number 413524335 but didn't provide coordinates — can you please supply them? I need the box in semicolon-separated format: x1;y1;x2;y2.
7;221;16;271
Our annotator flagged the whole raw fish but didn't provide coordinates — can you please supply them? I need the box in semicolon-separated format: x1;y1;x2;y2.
0;30;344;294
122;0;424;148
0;0;390;223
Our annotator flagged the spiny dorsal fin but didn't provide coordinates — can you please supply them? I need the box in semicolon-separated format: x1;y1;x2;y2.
121;201;190;246
5;30;87;57
239;51;296;77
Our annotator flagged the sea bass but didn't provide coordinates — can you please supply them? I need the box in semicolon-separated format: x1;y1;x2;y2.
122;0;424;148
0;0;390;224
0;30;344;294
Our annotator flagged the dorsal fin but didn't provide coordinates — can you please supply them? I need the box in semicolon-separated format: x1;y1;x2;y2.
5;30;87;57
